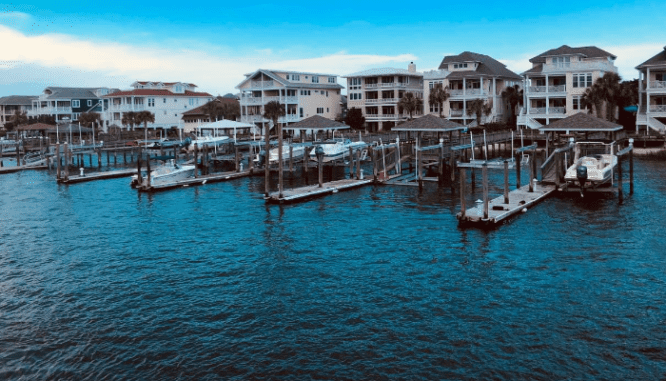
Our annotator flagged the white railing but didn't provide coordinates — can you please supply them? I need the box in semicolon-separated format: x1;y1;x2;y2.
279;114;300;122
241;97;263;104
250;80;274;88
648;116;666;133
527;85;566;94
366;84;378;88
542;60;617;73
39;107;72;114
449;89;488;97
366;98;398;104
450;110;464;117
529;86;547;93
241;96;299;104
109;105;146;112
242;115;265;122
548;85;566;93
529;107;547;114
649;105;666;113
284;96;298;103
549;107;566;114
648;81;666;89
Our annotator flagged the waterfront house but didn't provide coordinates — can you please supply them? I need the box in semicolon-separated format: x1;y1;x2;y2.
636;46;666;134
181;95;241;134
102;81;213;134
0;95;37;130
438;52;522;126
422;69;449;117
29;87;115;125
236;69;343;137
343;63;423;132
518;45;618;129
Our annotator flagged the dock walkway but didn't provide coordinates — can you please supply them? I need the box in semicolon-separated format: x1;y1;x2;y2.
57;168;138;184
0;163;48;174
457;183;556;225
138;169;262;192
265;178;373;203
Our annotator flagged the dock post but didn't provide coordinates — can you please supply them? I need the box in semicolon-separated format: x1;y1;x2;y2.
235;145;240;173
369;146;377;181
249;151;254;174
64;143;69;180
348;147;354;179
194;143;199;179
123;150;127;165
417;133;422;190
483;163;489;220
471;168;475;189
459;167;466;219
554;152;561;189
278;126;284;198
439;138;445;187
529;150;537;192
504;160;509;204
113;150;117;166
515;151;521;189
629;139;634;195
15;141;20;166
355;149;361;180
106;148;110;166
56;143;61;180
137;147;143;186
317;150;324;188
146;154;151;188
395;137;401;175
618;154;623;203
97;147;102;168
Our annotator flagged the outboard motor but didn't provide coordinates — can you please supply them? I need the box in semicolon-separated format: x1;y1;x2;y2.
576;165;588;197
258;150;266;166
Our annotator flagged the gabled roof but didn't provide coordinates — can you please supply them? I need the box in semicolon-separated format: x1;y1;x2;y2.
236;69;344;90
16;123;55;131
182;97;239;116
103;89;212;97
0;95;37;105
134;81;197;87
636;47;666;69
529;45;616;63
343;67;422;78
392;114;466;132
539;112;623;132
439;52;521;80
522;64;544;75
43;87;102;99
283;115;349;130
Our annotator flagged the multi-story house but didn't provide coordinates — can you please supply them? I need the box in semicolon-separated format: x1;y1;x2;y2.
102;81;213;132
343;63;423;132
181;95;240;134
518;45;618;129
0;95;37;130
438;52;522;126
636;46;666;134
29;87;114;124
236;69;343;134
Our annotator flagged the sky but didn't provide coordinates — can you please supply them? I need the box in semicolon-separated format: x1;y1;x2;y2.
0;1;664;97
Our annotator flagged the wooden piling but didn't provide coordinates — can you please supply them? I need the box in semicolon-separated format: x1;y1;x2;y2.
618;155;623;203
64;143;69;180
629;147;634;195
137;147;143;186
97;147;102;168
249;151;254;174
515;152;521;189
123;150;127;164
146;154;151;186
438;140;445;187
395;138;401;175
369;146;377;181
356;149;361;180
348;147;354;179
194;143;199;179
235;145;240;173
417;133;423;190
288;145;293;173
264;126;270;197
56;143;61;179
113;150;117;166
318;152;324;188
482;163;489;220
15;141;20;165
278;131;284;198
504;160;509;204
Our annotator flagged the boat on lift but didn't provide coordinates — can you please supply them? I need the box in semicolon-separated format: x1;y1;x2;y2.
308;138;365;163
131;159;195;188
564;141;618;194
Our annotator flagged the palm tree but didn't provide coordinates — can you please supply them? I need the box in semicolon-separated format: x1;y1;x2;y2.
121;111;138;131
501;84;523;127
468;99;493;126
202;100;224;123
398;92;423;120
262;101;285;197
222;102;240;121
596;72;622;122
428;84;449;118
136;111;156;145
581;83;604;118
78;112;100;128
9;110;28;131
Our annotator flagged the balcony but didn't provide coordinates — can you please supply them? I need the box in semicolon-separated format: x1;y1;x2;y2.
647;81;666;91
541;60;617;74
449;89;488;98
250;80;274;88
526;107;566;115
240;96;299;105
527;85;566;95
109;104;146;112
450;110;465;117
279;114;300;122
241;115;265;123
366;98;398;104
649;105;666;113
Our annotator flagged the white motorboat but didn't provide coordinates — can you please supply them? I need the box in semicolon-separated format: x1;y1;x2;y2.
187;135;231;152
131;159;195;187
266;144;306;164
309;138;365;163
564;154;617;188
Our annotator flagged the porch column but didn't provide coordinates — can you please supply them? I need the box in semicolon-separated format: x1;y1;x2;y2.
525;76;530;115
492;78;497;116
545;74;549;93
647;68;651;89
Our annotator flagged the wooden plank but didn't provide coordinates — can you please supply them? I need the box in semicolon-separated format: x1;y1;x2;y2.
57;168;138;184
139;169;262;192
266;178;372;203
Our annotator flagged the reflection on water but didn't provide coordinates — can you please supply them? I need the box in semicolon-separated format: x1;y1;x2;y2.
0;159;665;379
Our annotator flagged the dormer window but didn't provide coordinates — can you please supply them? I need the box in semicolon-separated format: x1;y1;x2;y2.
453;63;469;69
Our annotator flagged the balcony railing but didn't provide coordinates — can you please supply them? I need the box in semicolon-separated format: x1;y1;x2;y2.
450;110;464;117
366;98;398;104
279;114;300;122
241;115;265;123
240;96;299;104
541;60;617;73
527;107;565;115
449;89;488;97
527;85;567;95
109;105;146;111
250;80;274;88
649;105;666;113
366;84;378;88
648;81;666;89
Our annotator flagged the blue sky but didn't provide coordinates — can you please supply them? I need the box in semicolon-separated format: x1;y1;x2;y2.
1;1;664;96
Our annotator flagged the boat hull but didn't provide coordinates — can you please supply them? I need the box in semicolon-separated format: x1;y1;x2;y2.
564;154;617;187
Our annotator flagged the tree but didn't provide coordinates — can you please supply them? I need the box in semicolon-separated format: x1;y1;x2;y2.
581;83;604;119
121;111;138;131
596;72;622;122
136;111;156;144
617;79;639;109
262;101;285;197
7;110;28;131
397;92;423;120
202;100;224;122
78;112;100;128
346;107;365;131
428;84;450;118
501;84;523;127
468;99;493;126
222;102;240;121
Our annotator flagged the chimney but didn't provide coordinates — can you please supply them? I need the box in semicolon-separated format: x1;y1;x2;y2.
408;62;416;73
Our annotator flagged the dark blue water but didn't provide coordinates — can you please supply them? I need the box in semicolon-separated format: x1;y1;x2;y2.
1;158;666;380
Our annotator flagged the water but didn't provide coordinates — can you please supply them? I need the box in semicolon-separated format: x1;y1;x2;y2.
1;159;666;379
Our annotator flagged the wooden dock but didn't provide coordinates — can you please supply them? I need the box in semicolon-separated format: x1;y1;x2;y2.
0;163;48;174
265;178;373;203
457;183;557;225
137;169;262;192
57;168;138;184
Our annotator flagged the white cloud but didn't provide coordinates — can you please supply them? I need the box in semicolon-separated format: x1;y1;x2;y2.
602;43;663;80
0;25;421;95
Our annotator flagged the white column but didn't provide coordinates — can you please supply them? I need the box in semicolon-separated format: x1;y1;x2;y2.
492;78;497;116
463;78;466;97
647;68;651;89
545;74;549;93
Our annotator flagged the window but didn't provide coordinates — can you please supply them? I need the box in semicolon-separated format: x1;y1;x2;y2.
328;77;336;83
350;78;362;90
72;113;80;121
163;98;167;103
148;98;155;107
326;91;329;97
573;73;593;88
572;96;582;110
189;98;198;106
72;100;80;108
300;90;311;96
87;100;92;106
299;107;304;117
453;63;468;69
326;108;329;113
317;107;324;114
656;73;664;81
312;76;319;83
174;99;178;102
